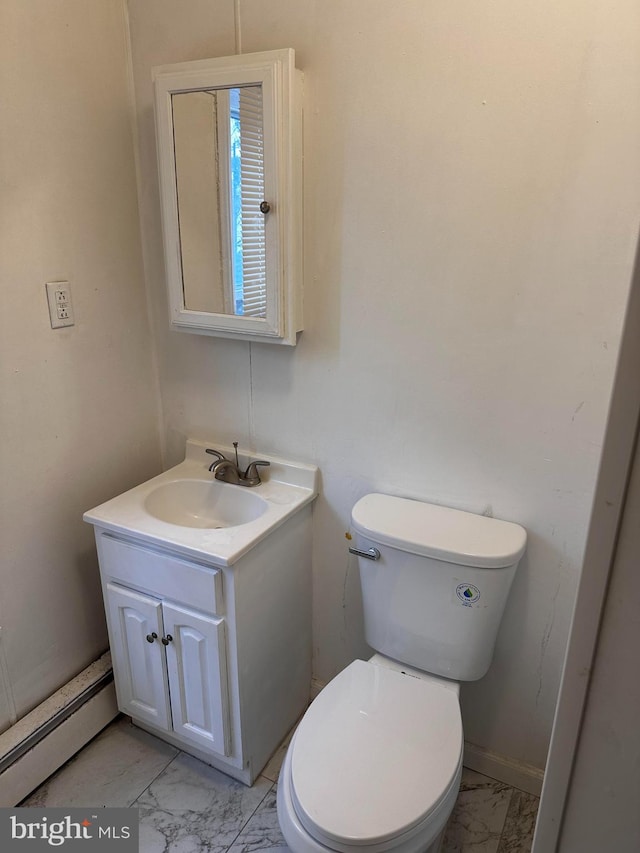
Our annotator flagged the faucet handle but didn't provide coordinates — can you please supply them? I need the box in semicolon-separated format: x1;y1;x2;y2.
206;448;226;461
243;460;270;485
206;448;226;472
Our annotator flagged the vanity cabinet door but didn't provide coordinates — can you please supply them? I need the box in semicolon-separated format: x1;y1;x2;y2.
105;583;171;732
162;602;231;757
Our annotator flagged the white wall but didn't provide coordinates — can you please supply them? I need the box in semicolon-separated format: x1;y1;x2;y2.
127;0;640;771
558;422;640;851
0;0;162;727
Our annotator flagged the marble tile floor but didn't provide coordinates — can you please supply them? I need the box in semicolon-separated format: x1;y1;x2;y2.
21;717;539;853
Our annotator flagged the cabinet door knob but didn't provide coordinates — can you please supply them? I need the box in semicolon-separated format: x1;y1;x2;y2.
259;201;270;214
161;634;173;646
146;632;158;643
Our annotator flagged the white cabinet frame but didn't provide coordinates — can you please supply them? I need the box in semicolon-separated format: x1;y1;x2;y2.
153;49;303;345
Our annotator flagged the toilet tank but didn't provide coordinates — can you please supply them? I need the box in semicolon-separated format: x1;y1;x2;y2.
351;494;527;681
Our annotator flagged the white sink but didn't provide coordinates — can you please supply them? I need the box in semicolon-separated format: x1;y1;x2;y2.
83;439;319;566
144;478;268;529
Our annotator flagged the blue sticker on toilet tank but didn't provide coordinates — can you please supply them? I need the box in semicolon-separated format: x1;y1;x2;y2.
456;583;481;606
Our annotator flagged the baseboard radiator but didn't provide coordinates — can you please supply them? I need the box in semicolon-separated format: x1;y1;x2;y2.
0;652;118;806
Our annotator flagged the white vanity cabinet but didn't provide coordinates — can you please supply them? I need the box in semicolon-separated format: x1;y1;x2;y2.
92;503;313;786
85;439;317;785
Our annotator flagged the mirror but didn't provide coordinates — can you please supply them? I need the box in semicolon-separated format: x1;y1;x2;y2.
153;50;302;345
173;85;266;317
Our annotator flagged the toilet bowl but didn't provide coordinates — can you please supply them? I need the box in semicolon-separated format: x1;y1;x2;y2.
277;658;463;853
277;493;527;853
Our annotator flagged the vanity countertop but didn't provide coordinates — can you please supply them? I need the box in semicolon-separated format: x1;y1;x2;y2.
84;439;318;566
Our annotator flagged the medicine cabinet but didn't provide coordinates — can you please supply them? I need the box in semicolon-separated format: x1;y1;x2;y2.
153;49;303;345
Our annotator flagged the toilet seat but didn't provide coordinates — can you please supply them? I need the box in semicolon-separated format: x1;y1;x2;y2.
288;660;463;851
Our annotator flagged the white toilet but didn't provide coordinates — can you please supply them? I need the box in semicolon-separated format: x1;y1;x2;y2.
277;492;527;853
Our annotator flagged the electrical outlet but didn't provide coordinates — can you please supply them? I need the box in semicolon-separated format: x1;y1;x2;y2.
46;281;74;328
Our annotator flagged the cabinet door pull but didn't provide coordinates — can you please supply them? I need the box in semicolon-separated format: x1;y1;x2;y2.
146;632;158;643
161;634;173;645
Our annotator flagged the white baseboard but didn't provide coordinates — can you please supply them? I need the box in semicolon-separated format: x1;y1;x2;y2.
0;682;118;807
463;741;544;797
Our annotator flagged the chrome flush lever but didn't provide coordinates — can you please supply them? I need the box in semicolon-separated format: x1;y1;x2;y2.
348;546;381;561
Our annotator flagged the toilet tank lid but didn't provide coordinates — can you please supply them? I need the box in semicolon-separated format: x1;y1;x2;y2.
351;493;527;568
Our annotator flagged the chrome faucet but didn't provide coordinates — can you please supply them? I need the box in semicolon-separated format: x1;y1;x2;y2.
205;444;270;487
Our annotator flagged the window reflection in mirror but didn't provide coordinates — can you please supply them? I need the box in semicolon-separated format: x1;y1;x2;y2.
171;85;267;318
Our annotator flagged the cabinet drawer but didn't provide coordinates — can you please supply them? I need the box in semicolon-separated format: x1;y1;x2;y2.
97;533;223;615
